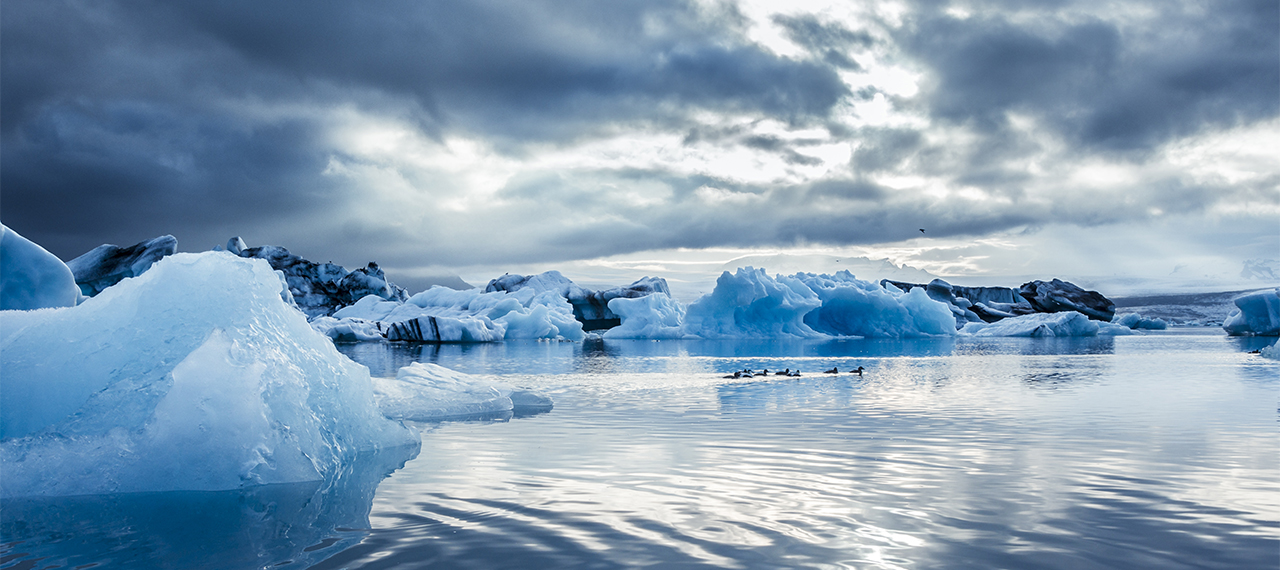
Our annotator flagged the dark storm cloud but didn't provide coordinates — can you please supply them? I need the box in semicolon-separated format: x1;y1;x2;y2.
0;0;848;261
899;0;1279;151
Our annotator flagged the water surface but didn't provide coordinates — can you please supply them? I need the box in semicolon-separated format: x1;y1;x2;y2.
3;331;1276;569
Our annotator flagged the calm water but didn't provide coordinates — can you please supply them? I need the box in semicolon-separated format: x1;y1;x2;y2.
3;330;1277;569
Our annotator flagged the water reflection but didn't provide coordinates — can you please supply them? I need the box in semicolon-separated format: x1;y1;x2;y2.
0;444;420;570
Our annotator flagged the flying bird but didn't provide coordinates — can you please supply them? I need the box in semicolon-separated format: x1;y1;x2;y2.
919;229;926;234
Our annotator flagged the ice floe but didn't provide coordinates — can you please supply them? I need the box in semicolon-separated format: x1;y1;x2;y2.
373;362;552;421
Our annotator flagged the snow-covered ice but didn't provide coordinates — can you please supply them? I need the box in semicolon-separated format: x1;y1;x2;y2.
1222;288;1280;336
0;224;80;310
0;252;417;497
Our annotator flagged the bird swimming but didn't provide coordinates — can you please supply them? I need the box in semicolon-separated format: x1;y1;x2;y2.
851;366;865;376
824;367;838;374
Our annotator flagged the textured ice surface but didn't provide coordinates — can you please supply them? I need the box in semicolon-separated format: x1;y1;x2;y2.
960;311;1132;337
796;271;957;337
1222;288;1280;336
226;238;408;318
630;268;956;339
67;234;176;297
603;292;687;339
0;224;80;310
681;268;825;339
373;362;551;421
0;252;417;497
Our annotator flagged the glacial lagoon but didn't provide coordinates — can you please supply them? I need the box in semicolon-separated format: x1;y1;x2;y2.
3;330;1277;569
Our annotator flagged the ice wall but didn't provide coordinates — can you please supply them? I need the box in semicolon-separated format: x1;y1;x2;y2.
1222;288;1280;336
0;252;417;497
0;224;80;310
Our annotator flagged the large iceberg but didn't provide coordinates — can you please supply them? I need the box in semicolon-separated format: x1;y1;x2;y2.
1222;288;1280;336
0;252;417;497
0;224;80;310
224;237;409;318
611;268;957;340
66;234;177;297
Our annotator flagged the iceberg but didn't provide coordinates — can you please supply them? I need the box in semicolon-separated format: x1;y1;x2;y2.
1112;312;1169;330
0;252;417;497
486;271;670;331
797;272;958;337
66;234;177;297
316;272;598;342
0;224;80;310
603;292;687;339
680;267;824;339
224;237;409;318
959;311;1132;337
373;362;552;421
1020;279;1116;322
1222;288;1280;336
599;268;958;340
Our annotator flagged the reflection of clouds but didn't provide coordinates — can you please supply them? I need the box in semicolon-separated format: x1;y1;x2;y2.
0;445;419;570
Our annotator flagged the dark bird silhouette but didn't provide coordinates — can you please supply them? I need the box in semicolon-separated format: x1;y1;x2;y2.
852;366;865;376
919;229;926;234
775;368;789;376
824;367;838;374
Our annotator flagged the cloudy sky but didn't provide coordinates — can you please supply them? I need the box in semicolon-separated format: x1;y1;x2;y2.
3;0;1277;295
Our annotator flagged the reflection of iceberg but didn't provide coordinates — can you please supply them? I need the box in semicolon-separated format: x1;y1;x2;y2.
1;252;417;497
0;445;417;570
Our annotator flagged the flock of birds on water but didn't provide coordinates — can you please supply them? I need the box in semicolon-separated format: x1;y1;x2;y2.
722;366;865;379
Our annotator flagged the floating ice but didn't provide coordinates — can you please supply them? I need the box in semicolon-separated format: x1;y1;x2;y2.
317;275;589;342
0;252;417;497
225;237;408;318
1222;288;1280;336
611;268;956;339
1112;312;1169;330
373;362;552;421
797;271;957;337
603;292;686;339
681;267;825;339
0;224;80;310
1020;279;1116;322
959;311;1132;337
67;234;176;297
